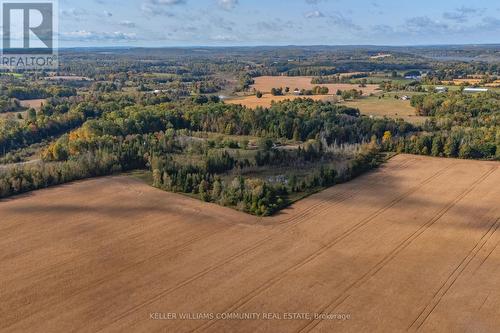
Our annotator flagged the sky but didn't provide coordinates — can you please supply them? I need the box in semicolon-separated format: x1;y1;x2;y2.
57;0;500;47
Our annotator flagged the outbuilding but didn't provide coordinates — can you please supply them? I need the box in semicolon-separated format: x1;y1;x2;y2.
463;88;488;93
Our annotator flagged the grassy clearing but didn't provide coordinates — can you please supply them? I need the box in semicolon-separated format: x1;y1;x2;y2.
352;76;412;85
342;95;429;124
127;170;153;184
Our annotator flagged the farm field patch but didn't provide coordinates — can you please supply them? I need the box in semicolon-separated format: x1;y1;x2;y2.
342;96;429;124
251;76;379;95
19;99;46;111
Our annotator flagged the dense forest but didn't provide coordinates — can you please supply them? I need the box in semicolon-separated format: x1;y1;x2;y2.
0;99;128;154
399;92;500;159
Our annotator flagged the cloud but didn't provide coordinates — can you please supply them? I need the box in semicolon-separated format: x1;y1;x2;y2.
149;0;186;4
61;8;89;20
217;0;238;11
405;16;449;34
305;0;327;4
305;10;325;19
328;12;361;31
256;19;297;32
61;30;137;42
368;13;500;42
443;6;485;23
442;12;465;22
369;2;383;15
256;21;283;32
141;4;175;16
478;16;500;30
303;10;360;30
371;24;394;35
210;34;238;41
119;20;136;28
61;8;114;20
210;16;236;31
141;0;185;16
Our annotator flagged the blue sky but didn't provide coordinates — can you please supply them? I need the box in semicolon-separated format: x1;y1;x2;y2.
58;0;500;46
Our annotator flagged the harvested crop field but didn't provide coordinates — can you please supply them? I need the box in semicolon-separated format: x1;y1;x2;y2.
1;155;500;333
19;99;46;111
251;76;379;96
225;94;335;108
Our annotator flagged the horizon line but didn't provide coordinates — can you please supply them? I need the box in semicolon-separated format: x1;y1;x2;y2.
57;43;500;49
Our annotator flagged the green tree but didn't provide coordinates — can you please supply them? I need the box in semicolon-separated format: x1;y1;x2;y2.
27;108;37;121
444;135;460;158
212;179;222;201
199;180;210;202
431;136;444;157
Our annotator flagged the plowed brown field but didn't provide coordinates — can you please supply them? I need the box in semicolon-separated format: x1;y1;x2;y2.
1;155;499;333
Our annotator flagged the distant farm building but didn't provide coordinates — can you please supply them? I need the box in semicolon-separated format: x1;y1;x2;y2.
463;88;489;93
370;53;392;59
435;87;448;93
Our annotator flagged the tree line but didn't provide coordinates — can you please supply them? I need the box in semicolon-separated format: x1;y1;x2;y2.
393;91;500;160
